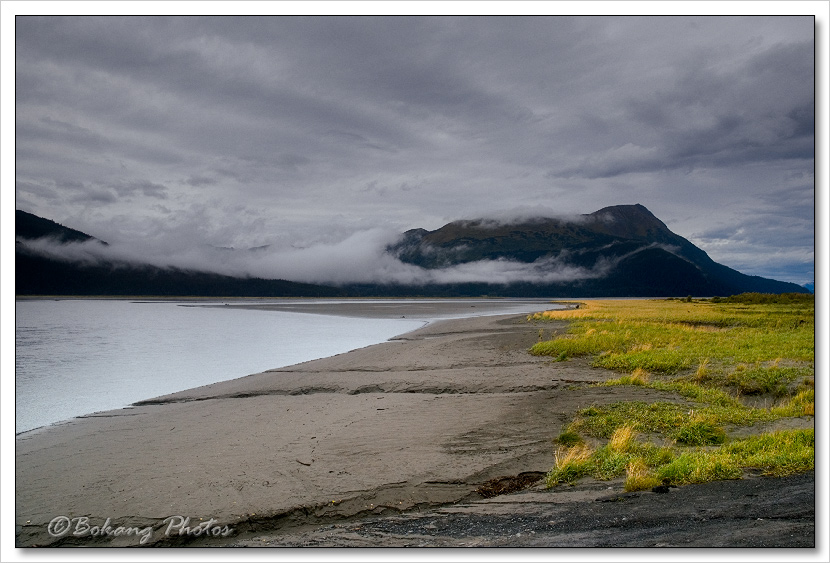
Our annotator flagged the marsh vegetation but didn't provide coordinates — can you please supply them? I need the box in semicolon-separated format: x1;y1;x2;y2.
529;294;815;491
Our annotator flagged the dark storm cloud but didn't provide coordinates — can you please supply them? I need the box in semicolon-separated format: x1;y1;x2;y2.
555;40;814;179
12;14;816;285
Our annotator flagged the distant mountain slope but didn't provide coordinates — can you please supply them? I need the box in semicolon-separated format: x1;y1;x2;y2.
15;211;345;297
15;209;105;244
16;205;808;297
392;204;701;267
15;251;346;297
387;204;808;297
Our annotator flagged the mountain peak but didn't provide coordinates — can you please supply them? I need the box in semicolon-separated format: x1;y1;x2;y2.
591;203;655;220
388;203;807;296
585;204;671;240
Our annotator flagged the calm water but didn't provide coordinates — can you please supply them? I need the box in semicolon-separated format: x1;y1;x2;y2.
15;299;554;433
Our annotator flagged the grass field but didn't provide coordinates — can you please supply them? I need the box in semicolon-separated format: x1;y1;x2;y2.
529;294;815;491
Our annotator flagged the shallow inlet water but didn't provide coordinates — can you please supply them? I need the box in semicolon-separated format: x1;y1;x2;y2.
15;298;555;433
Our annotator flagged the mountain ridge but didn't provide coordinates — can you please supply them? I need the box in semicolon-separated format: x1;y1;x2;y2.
386;204;806;297
16;209;106;245
14;210;346;297
15;205;808;297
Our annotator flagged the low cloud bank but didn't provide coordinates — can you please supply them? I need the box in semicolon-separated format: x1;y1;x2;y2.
16;226;626;287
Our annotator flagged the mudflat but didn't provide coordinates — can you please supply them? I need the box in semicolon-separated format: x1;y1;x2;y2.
15;311;815;548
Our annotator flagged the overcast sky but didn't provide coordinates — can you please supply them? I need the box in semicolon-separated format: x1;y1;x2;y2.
12;14;817;285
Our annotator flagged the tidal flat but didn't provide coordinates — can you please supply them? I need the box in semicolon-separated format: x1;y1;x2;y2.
15;296;816;547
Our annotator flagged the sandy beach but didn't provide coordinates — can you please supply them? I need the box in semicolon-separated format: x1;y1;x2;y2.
15;309;815;548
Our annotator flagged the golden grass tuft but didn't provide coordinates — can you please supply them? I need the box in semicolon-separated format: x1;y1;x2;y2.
624;458;661;492
630;368;650;385
602;368;650;387
554;443;593;468
770;389;815;417
547;443;594;486
608;425;638;453
693;357;710;382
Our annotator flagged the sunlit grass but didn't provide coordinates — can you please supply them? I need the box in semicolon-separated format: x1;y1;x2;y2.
529;297;814;374
771;389;815;417
716;429;815;477
724;365;809;397
568;398;778;440
608;424;638;452
624;458;662;492
656;450;744;484
533;295;814;489
547;429;814;489
547;437;675;486
548;443;593;485
568;401;689;438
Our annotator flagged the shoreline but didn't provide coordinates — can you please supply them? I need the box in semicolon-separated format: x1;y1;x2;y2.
14;298;557;436
14;308;816;548
18;310;581;546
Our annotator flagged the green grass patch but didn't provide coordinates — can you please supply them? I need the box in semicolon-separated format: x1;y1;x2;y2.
547;438;674;486
770;389;815;418
725;365;807;397
547;429;813;488
656;451;743;484
718;429;814;477
593;348;692;374
569;401;689;438
647;380;743;408
533;295;814;489
672;420;726;446
553;429;584;447
567;399;773;441
530;297;814;374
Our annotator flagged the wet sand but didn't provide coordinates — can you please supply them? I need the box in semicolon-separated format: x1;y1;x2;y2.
15;309;815;548
204;297;558;319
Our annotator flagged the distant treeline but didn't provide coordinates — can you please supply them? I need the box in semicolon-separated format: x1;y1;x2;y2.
710;293;815;304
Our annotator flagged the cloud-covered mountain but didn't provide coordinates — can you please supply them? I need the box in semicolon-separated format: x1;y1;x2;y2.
15;210;346;297
15;209;107;245
15;206;807;297
383;204;807;297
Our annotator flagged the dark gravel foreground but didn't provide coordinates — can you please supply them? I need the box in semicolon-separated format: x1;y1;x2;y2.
234;471;816;548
